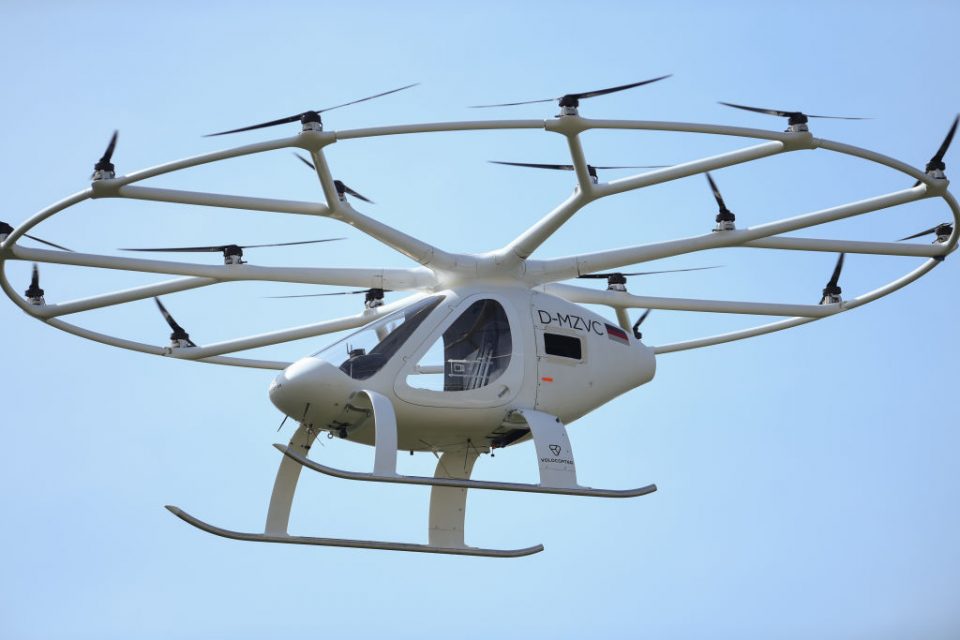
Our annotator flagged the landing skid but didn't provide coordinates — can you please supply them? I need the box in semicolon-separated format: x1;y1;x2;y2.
165;391;656;557
165;506;542;558
290;395;656;498
165;393;545;557
274;444;656;498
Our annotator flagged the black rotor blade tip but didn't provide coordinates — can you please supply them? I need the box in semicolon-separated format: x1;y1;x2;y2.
101;130;119;163
932;114;960;164
489;161;573;171
335;180;374;204
898;224;944;241
23;233;73;252
154;297;188;333
318;82;420;113
718;102;791;118
827;253;845;288
294;152;316;170
205;113;303;137
571;74;673;101
705;172;728;210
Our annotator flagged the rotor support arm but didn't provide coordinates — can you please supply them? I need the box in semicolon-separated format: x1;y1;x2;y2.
113;185;331;217
33;276;216;319
308;148;458;269
527;185;927;282
595;140;788;199
543;282;838;317
566;133;594;195
156;295;418;360
654;256;943;354
9;246;433;290
498;140;789;265
742;235;950;257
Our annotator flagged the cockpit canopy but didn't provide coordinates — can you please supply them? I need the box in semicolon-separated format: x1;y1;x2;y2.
312;294;515;394
313;296;444;380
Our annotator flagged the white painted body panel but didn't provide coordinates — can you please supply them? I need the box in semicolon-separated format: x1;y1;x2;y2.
268;286;656;452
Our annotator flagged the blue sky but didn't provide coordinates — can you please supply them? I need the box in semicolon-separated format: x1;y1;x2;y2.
2;1;959;638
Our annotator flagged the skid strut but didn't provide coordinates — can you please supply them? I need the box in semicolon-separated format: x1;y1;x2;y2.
166;395;543;557
278;395;657;498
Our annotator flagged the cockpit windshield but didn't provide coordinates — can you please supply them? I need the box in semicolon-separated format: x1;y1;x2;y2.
312;296;445;380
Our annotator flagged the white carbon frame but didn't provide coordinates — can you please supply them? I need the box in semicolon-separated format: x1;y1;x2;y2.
1;117;957;367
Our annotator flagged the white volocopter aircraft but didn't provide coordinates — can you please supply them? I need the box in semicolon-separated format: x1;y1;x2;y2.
1;78;957;557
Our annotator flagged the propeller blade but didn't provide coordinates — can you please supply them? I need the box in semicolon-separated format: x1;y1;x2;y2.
238;238;345;249
632;309;651;340
123;245;229;253
23;234;73;252
469;97;555;109
491;161;667;172
705;172;729;212
154;297;196;347
719;102;868;121
100;130;119;164
899;225;942;241
930;114;959;166
121;238;344;253
568;74;672;101
295;155;373;203
718;102;792;118
206;113;305;137
826;253;845;289
23;263;45;300
265;288;391;299
898;223;953;241
634;309;651;328
471;75;671;109
294;152;316;170
578;266;721;279
490;161;574;171
334;180;374;204
805;113;872;121
317;83;419;113
206;84;418;136
92;130;119;177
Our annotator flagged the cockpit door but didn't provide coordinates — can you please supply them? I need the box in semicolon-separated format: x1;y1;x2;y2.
395;295;524;408
531;292;595;415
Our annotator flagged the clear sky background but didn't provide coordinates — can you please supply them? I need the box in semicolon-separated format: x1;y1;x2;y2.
2;1;959;638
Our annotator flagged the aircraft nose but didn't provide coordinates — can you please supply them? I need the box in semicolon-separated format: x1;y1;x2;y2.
268;357;326;418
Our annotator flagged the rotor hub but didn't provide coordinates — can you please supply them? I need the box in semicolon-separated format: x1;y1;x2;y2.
169;328;192;348
300;111;323;132
92;161;115;181
714;209;736;231
820;285;842;305
936;223;954;243
364;288;386;309
222;244;245;265
24;286;44;306
605;273;628;292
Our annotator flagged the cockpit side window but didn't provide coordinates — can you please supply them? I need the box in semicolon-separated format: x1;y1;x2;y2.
410;299;512;392
313;296;444;380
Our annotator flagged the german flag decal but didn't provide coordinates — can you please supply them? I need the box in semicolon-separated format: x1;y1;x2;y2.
605;323;630;345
